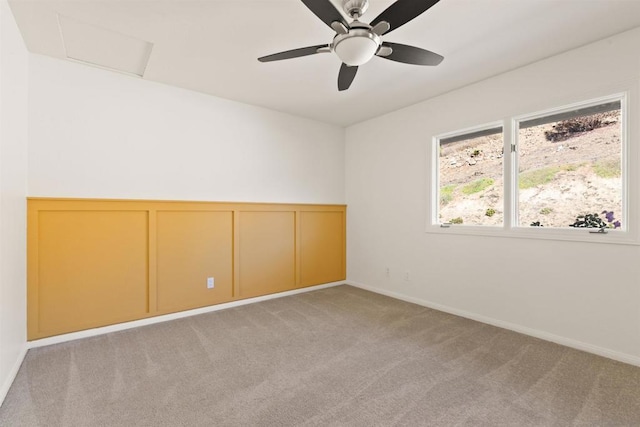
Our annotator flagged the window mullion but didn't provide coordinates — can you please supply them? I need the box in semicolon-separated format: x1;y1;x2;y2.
503;119;515;229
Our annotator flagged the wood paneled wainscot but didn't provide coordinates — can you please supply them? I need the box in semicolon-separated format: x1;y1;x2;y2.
27;199;346;340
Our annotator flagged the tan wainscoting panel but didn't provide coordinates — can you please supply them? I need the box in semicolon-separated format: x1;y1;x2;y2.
156;211;233;314
35;210;149;337
28;199;346;340
300;211;346;286
238;211;296;298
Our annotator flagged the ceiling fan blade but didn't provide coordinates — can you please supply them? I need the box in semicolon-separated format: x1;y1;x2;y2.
338;63;358;91
377;42;443;66
370;0;441;35
258;44;330;62
301;0;348;30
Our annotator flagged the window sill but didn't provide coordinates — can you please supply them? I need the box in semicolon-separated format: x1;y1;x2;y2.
426;224;639;246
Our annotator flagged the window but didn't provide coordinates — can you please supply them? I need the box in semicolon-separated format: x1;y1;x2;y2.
437;125;504;226
516;101;622;229
431;94;631;242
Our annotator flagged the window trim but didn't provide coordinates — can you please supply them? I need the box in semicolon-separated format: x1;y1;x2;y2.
427;92;639;245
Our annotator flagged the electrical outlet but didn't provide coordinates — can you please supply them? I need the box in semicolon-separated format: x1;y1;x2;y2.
207;277;215;289
404;271;410;281
385;267;390;277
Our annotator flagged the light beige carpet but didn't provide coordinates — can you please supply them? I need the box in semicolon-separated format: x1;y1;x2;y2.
1;285;640;426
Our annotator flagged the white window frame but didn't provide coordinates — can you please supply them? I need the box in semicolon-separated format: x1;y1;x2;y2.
430;121;505;230
427;92;639;245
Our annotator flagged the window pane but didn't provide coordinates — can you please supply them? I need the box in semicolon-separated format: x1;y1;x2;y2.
438;129;504;226
517;103;622;229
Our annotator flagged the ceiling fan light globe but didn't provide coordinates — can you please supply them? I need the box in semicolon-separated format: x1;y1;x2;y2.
333;30;380;66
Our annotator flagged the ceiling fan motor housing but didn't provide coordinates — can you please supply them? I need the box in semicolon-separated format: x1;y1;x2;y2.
343;0;369;18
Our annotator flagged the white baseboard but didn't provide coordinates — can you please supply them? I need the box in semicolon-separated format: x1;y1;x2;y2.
347;281;640;367
0;344;28;407
29;281;345;349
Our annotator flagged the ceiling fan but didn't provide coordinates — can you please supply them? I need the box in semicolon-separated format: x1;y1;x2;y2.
258;0;444;91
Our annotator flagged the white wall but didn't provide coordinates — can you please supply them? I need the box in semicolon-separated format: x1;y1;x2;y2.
3;34;343;405
0;0;28;405
346;27;640;364
28;55;345;204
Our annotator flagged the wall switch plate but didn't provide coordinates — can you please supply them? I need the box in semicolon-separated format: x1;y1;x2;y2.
207;277;215;289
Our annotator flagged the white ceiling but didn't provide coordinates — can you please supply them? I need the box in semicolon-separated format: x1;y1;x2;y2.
9;0;640;126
